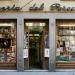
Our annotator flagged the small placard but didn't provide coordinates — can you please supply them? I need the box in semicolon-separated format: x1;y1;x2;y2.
44;48;49;57
23;49;28;58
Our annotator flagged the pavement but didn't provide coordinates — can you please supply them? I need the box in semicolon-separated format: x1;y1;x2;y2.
0;71;75;75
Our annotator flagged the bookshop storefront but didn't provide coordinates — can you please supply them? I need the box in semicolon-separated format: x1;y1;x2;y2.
0;13;75;71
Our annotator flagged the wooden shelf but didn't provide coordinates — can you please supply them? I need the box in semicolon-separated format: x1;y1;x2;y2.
58;35;75;36
56;61;75;69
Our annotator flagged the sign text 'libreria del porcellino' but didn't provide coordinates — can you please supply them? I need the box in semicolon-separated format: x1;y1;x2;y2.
50;3;75;12
0;5;21;11
0;3;75;12
29;3;75;12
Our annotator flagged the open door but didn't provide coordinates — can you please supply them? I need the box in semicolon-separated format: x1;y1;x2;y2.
29;31;43;69
24;19;49;70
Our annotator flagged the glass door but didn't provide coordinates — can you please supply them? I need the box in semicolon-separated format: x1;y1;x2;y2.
24;19;49;70
56;20;75;69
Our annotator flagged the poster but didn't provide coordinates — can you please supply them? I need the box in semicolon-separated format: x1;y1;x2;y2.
23;32;29;58
56;48;60;56
23;49;28;58
44;48;49;57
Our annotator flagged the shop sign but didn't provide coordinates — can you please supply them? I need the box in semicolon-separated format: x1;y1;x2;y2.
0;3;75;12
29;3;44;11
0;4;21;11
29;3;75;12
50;3;75;12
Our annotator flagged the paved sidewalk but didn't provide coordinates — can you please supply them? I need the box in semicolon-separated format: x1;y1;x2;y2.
0;72;74;75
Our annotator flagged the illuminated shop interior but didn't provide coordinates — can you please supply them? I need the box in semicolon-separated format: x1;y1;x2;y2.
0;19;17;69
56;20;75;69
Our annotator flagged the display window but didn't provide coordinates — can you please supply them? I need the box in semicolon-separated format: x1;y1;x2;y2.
56;20;75;69
0;19;17;69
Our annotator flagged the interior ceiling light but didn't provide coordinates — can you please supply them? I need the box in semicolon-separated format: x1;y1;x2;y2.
0;23;13;26
39;23;45;26
59;24;75;27
26;23;33;26
26;23;45;27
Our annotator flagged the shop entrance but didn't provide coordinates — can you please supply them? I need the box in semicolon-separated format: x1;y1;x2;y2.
24;19;49;70
29;31;42;69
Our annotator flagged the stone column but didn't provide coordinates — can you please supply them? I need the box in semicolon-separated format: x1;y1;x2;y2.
49;18;56;71
17;17;24;71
